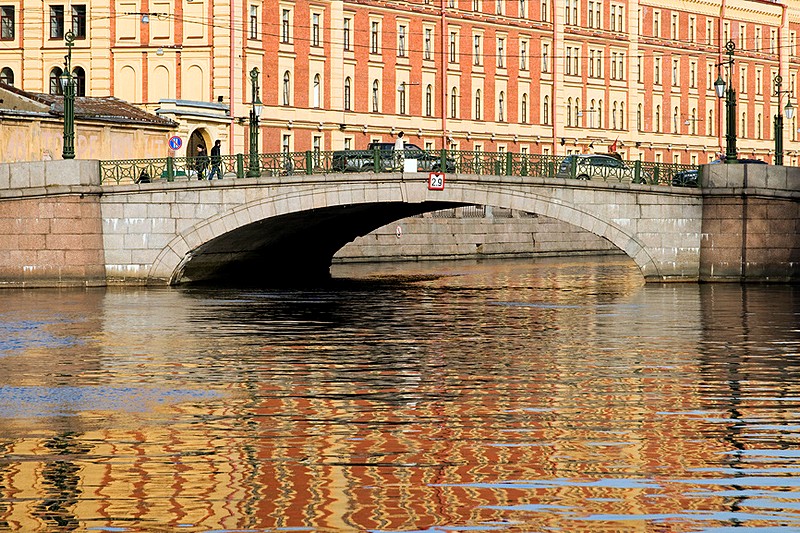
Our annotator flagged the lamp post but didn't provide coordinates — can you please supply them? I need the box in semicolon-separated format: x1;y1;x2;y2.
773;74;795;166
248;67;262;178
713;41;737;163
60;30;76;159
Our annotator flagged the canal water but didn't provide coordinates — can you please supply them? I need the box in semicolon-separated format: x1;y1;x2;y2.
0;256;799;533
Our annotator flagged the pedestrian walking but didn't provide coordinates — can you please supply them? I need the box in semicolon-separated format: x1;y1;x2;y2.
195;145;209;180
394;131;405;170
208;140;223;180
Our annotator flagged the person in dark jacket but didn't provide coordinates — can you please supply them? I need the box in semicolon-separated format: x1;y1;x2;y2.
208;140;223;179
195;145;209;179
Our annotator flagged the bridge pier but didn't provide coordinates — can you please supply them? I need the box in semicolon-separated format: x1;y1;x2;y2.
700;163;800;283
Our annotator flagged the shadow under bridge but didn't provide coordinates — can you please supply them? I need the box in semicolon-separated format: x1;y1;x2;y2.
175;200;464;285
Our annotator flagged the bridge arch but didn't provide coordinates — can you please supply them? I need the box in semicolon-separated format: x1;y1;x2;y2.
146;178;660;285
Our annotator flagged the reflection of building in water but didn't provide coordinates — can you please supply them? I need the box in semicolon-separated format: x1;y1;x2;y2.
2;285;799;530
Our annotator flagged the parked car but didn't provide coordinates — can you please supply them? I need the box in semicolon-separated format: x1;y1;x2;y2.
672;169;699;187
332;142;455;173
556;154;636;182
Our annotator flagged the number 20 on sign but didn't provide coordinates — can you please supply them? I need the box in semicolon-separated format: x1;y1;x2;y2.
428;172;445;190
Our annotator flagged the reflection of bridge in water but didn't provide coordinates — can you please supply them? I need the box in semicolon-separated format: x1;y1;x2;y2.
0;159;798;286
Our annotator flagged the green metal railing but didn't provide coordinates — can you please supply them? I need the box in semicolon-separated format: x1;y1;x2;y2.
99;150;701;188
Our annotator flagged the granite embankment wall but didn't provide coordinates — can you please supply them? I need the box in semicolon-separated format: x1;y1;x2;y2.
0;161;106;287
334;206;618;263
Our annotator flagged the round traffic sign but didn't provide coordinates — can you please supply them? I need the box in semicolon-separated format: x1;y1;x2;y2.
168;136;183;150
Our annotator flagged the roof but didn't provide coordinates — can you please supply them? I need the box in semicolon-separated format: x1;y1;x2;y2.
0;82;177;127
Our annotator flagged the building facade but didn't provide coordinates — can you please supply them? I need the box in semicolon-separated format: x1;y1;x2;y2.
0;0;798;165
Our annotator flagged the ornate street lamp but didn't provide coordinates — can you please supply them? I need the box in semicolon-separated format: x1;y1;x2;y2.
714;41;737;163
248;67;262;178
60;30;76;159
773;74;795;166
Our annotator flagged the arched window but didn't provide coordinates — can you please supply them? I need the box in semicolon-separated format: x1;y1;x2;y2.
498;91;505;121
475;89;482;120
49;67;64;95
757;113;761;139
372;80;379;112
598;99;603;128
450;87;458;118
567;97;572;126
0;67;13;86
708;108;714;137
72;66;86;96
612;102;618;130
655;105;661;132
673;106;679;133
637;103;642;131
620;102;624;130
521;93;528;124
425;84;432;116
283;71;291;106
313;74;321;108
741;111;746;138
574;98;579;127
344;77;351;111
543;95;550;124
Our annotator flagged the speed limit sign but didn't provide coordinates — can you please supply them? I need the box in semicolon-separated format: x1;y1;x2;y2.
428;172;445;190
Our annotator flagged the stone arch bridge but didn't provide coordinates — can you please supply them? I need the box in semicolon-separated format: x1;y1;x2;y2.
1;160;797;286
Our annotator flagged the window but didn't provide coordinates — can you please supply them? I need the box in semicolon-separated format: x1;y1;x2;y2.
282;134;291;155
708;108;714;136
496;0;503;15
73;66;85;96
542;43;549;72
283;71;291;105
425;85;432;116
474;34;481;65
655;105;661;132
497;38;505;68
520;40;527;70
770;29;777;54
690;61;696;88
450;32;457;62
637;56;642;82
588;1;596;28
372;80;380;112
612;102;617;129
424;28;432;60
451;87;458;118
541;0;549;22
312;13;320;47
371;22;380;54
249;5;258;40
565;0;578;25
281;9;291;43
672;106;678;132
520;0;527;19
610;5;622;31
567;98;573;126
706;19;713;45
344;77;351;110
0;66;13;85
672;58;679;86
313;74;321;108
473;0;480;11
475;89;482;120
740;67;746;94
653;11;660;38
739;24;746;51
398;82;406;114
671;14;678;40
498;91;505;121
49;67;63;94
398;25;406;56
654;57;661;84
756;69;762;95
1;6;13;41
343;17;350;50
543;95;550;124
50;5;64;39
637;103;642;130
689;17;695;42
521;93;528;123
71;5;86;39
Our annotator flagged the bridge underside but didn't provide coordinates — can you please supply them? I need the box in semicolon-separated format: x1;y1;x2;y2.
176;201;463;285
